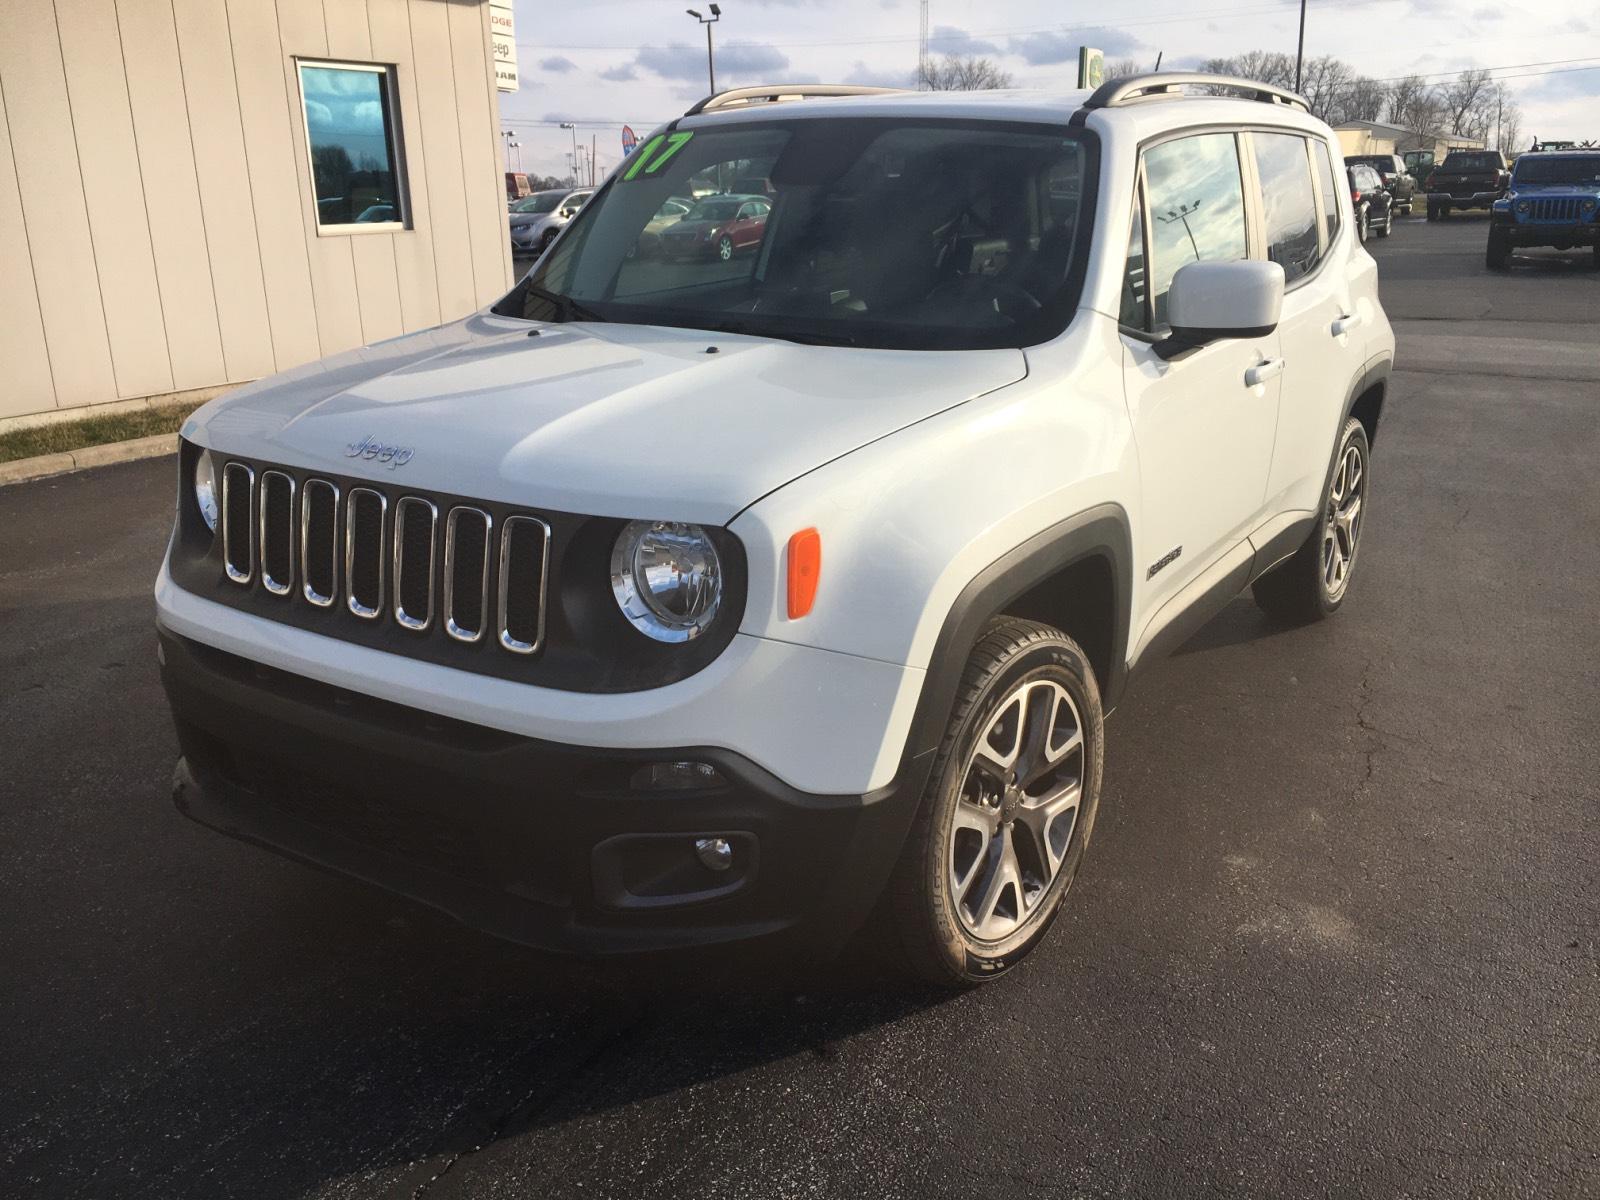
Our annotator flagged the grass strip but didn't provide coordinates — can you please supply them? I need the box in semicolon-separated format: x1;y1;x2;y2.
0;402;203;464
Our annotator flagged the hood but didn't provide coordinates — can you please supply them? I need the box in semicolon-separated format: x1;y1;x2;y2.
1510;182;1600;196
185;314;1027;525
509;212;555;230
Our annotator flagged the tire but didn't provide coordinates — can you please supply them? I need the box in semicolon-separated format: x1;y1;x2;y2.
1375;208;1393;238
1439;202;1452;219
1425;199;1437;221
1357;207;1370;243
883;617;1104;987
539;229;557;254
1252;417;1371;623
1592;242;1599;270
1486;229;1511;270
717;235;734;261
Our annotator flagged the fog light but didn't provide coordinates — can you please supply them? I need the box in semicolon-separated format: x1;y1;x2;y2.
694;837;734;871
631;760;724;791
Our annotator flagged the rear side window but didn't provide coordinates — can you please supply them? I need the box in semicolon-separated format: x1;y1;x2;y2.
1142;133;1247;329
1252;133;1321;283
1313;140;1343;244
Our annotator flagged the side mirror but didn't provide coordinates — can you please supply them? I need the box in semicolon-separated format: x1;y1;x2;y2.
1155;260;1285;361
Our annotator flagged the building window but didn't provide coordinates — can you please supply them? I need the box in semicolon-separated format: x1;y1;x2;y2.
297;61;405;231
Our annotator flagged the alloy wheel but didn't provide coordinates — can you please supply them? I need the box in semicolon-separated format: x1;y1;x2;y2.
949;678;1084;941
1323;439;1365;600
718;236;734;261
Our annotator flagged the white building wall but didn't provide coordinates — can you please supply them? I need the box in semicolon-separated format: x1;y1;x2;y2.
0;0;512;423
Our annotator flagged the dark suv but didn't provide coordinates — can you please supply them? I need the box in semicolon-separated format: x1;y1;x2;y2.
1347;154;1416;214
1425;150;1510;218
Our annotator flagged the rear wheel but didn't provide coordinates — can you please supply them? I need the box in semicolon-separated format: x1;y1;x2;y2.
1375;207;1393;238
1487;228;1511;270
1253;417;1370;623
1357;207;1370;243
884;618;1103;987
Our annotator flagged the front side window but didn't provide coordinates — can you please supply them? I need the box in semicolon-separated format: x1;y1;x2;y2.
1142;133;1247;330
1253;133;1321;283
298;61;404;230
494;119;1098;351
513;192;564;214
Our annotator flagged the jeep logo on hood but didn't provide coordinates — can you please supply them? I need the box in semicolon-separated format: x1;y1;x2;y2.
345;435;413;469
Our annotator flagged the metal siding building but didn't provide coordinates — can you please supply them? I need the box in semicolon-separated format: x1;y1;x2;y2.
0;0;512;425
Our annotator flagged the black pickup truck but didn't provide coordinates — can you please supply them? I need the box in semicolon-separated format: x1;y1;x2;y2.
1425;150;1511;219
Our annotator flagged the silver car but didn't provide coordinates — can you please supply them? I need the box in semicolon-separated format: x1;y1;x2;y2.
508;188;592;256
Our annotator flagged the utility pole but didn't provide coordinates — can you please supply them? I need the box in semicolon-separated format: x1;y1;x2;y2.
918;0;929;89
686;6;721;94
591;133;597;186
1294;0;1307;93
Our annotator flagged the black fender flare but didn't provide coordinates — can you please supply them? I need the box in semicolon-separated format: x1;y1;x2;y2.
895;503;1133;780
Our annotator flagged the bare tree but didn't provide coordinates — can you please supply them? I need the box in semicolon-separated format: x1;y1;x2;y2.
1200;51;1297;89
1337;77;1385;124
917;54;1014;91
1104;58;1145;83
1438;68;1494;137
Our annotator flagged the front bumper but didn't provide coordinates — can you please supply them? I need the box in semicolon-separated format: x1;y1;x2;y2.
1491;211;1599;247
160;629;929;960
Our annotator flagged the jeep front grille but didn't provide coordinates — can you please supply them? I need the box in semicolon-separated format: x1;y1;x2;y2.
218;460;550;656
1527;196;1582;223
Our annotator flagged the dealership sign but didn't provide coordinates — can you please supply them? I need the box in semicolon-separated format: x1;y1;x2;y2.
490;1;518;92
621;125;638;155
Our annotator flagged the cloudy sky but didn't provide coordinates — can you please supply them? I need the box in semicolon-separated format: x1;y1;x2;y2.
499;0;1600;180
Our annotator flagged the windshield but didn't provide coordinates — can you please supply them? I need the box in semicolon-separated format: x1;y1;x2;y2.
493;119;1098;350
513;193;564;214
1441;153;1500;170
1515;156;1600;185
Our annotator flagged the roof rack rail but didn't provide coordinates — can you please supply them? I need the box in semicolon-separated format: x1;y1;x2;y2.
684;84;902;117
1083;73;1310;113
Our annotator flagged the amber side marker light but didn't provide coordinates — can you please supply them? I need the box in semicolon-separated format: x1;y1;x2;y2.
787;528;821;619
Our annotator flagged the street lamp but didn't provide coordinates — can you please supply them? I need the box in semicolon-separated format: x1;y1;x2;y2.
500;129;522;172
686;4;721;95
559;120;579;186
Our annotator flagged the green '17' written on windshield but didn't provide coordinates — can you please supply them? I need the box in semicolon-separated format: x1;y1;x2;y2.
622;131;695;181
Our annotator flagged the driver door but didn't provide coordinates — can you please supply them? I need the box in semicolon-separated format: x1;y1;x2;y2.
1121;132;1281;645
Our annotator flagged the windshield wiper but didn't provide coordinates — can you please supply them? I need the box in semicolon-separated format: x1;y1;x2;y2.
522;283;608;324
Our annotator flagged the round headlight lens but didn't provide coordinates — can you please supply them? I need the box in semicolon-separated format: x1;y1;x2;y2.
1515;200;1530;213
193;450;218;532
1584;198;1597;212
610;520;722;642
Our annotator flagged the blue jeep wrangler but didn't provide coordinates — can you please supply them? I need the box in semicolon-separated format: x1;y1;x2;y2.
1487;151;1600;269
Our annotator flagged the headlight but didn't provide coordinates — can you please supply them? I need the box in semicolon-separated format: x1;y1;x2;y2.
610;520;722;642
1515;200;1530;213
193;449;218;533
1584;198;1597;212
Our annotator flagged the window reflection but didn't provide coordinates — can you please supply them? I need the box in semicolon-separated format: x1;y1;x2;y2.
299;63;402;228
1254;133;1320;282
1143;134;1246;328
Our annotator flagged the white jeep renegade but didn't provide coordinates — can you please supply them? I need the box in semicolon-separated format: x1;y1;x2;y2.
157;75;1394;986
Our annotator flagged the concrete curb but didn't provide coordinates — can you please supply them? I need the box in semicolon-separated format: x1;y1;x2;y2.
0;433;178;487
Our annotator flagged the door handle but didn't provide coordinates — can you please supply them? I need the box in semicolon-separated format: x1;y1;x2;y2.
1245;358;1285;387
1332;313;1364;337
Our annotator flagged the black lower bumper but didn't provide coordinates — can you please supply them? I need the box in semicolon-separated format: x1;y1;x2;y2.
1490;217;1599;248
159;630;927;961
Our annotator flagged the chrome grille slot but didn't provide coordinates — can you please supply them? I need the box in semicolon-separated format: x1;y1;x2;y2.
345;487;388;619
393;497;438;631
258;470;296;596
444;507;492;643
300;479;340;608
498;516;551;655
221;463;255;585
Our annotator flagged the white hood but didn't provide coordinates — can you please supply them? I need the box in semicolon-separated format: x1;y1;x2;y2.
185;313;1027;525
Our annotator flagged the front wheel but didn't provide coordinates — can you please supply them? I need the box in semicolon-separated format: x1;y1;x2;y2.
717;235;734;261
884;618;1104;987
1253;417;1371;623
1486;229;1511;270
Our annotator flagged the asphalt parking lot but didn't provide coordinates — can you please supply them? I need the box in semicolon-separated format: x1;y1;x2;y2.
4;214;1597;1198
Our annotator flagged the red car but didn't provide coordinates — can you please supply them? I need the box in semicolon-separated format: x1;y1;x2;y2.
659;194;770;261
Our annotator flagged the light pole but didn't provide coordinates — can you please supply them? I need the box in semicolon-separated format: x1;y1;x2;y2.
686;5;721;95
1294;0;1307;94
559;121;579;186
500;130;521;172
